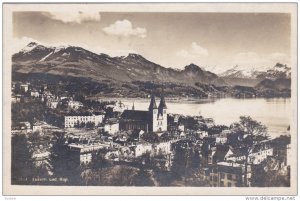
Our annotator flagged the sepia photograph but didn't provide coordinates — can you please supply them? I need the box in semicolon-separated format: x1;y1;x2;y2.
2;2;297;196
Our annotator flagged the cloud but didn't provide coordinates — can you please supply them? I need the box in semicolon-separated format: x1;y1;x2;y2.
177;42;208;58
45;11;101;24
103;19;147;38
12;36;40;53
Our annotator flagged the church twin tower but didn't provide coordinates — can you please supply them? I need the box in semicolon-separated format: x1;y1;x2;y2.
148;94;168;132
122;93;168;133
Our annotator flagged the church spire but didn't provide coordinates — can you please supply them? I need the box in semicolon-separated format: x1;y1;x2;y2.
158;87;167;110
149;93;157;110
158;94;167;110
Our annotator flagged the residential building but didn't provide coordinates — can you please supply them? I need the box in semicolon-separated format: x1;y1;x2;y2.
224;141;274;165
212;133;228;144
68;100;83;110
64;113;104;128
104;122;119;135
178;124;185;132
196;130;208;139
30;90;40;98
154;141;172;155
132;143;153;157
11;95;22;103
209;162;251;187
11;121;32;134
67;143;110;164
46;97;59;109
32;121;61;135
20;84;29;93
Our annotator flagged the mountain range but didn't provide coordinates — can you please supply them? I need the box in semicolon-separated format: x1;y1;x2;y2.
12;42;225;86
12;42;291;98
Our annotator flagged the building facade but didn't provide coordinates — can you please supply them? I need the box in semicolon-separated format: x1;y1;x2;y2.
64;113;104;128
104;122;119;134
209;162;251;187
119;94;168;132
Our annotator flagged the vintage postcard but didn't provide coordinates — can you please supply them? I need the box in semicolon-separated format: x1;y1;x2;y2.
2;3;297;195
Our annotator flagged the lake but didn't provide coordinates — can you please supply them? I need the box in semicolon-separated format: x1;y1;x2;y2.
105;97;292;138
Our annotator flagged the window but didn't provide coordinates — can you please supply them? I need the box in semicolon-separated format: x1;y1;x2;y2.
220;173;225;179
213;176;218;182
220;181;224;187
227;174;232;180
228;182;232;187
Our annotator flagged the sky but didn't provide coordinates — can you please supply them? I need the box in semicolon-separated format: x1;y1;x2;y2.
13;11;291;73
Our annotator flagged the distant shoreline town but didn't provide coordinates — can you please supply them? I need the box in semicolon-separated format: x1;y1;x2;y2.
11;80;291;187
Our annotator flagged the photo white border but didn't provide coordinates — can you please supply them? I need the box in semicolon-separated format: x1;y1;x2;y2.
2;2;298;196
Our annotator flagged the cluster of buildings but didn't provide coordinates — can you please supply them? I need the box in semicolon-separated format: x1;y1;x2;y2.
64;94;172;166
11;82;291;187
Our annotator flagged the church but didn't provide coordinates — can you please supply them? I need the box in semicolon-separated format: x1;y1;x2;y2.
119;94;168;132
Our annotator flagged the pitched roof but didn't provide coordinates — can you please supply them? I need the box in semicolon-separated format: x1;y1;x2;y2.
121;110;149;122
149;94;157;110
158;94;167;109
213;145;230;162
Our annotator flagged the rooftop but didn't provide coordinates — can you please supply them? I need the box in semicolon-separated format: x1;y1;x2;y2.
121;110;149;122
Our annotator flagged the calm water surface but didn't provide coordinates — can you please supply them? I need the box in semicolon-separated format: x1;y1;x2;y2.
108;98;292;138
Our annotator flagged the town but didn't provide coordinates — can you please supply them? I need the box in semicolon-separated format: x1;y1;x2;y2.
11;81;291;187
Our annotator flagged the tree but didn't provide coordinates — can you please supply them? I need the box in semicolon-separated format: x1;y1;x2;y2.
11;134;35;184
252;157;290;187
50;132;84;185
230;116;268;186
141;132;159;143
86;121;95;129
171;146;193;180
132;168;155;186
49;132;68;178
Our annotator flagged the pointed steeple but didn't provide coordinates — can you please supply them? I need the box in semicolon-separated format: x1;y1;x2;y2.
149;94;157;110
158;94;167;110
158;87;167;110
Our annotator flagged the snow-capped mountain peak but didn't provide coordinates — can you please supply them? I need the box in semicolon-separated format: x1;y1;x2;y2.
219;63;291;80
20;42;40;53
219;65;267;79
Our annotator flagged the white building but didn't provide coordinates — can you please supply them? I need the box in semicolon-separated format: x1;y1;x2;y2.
64;113;104;128
46;97;59;109
104;122;119;134
30;90;40;98
197;130;208;139
32;121;48;133
212;133;228;144
224;143;274;165
20;84;29;93
178;124;185;132
12;95;22;103
68;143;109;164
113;101;126;113
133;141;172;158
68;100;83;110
133;143;153;157
155;141;172;155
